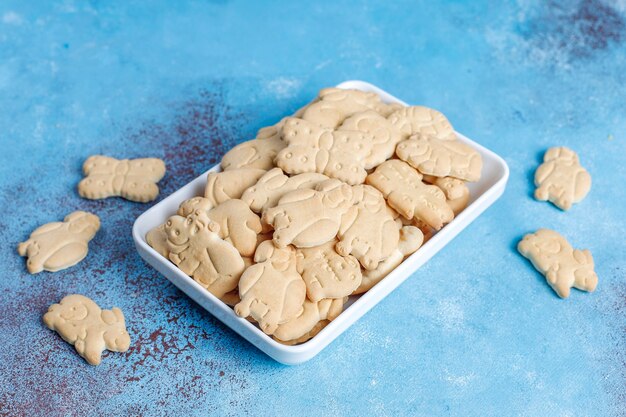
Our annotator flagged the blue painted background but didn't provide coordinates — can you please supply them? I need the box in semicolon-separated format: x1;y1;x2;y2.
1;1;625;416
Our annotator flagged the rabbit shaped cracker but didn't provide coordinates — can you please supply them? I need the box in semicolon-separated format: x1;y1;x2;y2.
165;212;245;298
43;294;131;365
78;155;166;202
18;211;100;274
296;239;362;302
235;241;307;335
388;106;456;142
273;297;345;343
518;229;598;298
534;147;591;210
204;168;266;206
263;179;355;248
367;160;454;230
301;88;391;128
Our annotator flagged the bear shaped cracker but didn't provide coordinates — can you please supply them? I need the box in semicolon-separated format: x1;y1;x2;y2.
78;155;166;202
204;168;266;206
241;168;329;214
301;88;390;128
273;297;345;342
396;134;482;182
165;212;245;298
235;241;306;335
423;175;471;216
263;179;354;248
387;106;456;141
43;294;131;365
296;239;362;302
18;211;100;274
366;160;454;230
534;147;591;210
518;229;598;298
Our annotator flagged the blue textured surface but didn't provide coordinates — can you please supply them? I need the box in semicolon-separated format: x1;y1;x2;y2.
1;1;625;416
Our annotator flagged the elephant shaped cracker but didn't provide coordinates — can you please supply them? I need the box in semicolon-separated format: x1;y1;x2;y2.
204;168;266;206
273;297;345;342
165;212;245;298
534;147;591;210
235;241;306;335
262;179;355;248
78;155;166;202
518;229;598;298
388;106;456;141
43;294;131;365
18;211;100;274
301;88;391;128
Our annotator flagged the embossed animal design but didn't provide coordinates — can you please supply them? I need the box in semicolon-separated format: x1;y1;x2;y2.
78;155;166;202
204;168;266;206
518;229;598;298
273;297;345;342
423;175;471;215
220;133;286;171
387;106;456;141
18;211;100;274
165;211;245;298
43;294;131;365
235;241;306;335
534;147;591;210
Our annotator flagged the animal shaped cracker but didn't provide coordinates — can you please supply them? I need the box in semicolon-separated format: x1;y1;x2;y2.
366;160;454;230
273;298;344;342
18;211;100;274
423;175;471;216
354;226;424;295
165;212;245;298
396;134;482;182
301;88;390;128
235;241;306;335
241;168;329;213
275;320;329;346
296;240;362;301
177;196;214;217
146;224;169;258
337;185;399;270
534;147;591;210
204;168;266;206
78;155;166;202
518;229;598;298
263;179;354;248
388;106;456;141
221;134;285;171
43;294;131;365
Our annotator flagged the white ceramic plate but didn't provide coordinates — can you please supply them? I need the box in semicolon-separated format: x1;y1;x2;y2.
132;80;509;365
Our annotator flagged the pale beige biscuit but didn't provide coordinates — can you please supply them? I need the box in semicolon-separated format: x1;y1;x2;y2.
396;134;482;182
518;229;598;298
146;223;169;258
78;155;166;202
177;196;214;217
241;168;328;213
273;298;345;342
301;88;389;128
388;106;456;141
337;185;399;270
366;160;454;230
235;241;306;335
165;212;245;298
354;225;424;294
204;168;266;206
18;211;100;274
274;320;329;345
43;294;131;365
534;147;591;210
296;239;362;302
220;289;241;307
423;175;471;216
262;179;354;248
220;134;285;171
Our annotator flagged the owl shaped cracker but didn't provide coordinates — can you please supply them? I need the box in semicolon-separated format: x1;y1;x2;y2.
235;241;307;335
296;239;362;302
337;185;399;270
78;155;166;202
396;134;483;182
18;211;100;274
43;294;131;365
301;88;391;128
165;212;245;298
534;147;591;210
518;229;598;298
273;297;345;342
204;168;266;206
262;179;355;248
366;160;454;230
388;106;456;141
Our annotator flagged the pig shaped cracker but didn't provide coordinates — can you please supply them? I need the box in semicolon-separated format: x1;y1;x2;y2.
518;229;598;299
337;185;399;270
235;241;307;335
43;294;131;365
263;179;355;248
18;211;100;274
388;106;456;141
273;297;345;342
165;212;245;298
367;160;454;230
204;168;266;206
241;168;329;214
78;155;166;202
296;239;362;301
534;147;591;210
301;88;391;128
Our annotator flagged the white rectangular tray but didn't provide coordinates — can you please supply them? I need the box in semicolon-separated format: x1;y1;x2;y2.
132;80;509;365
